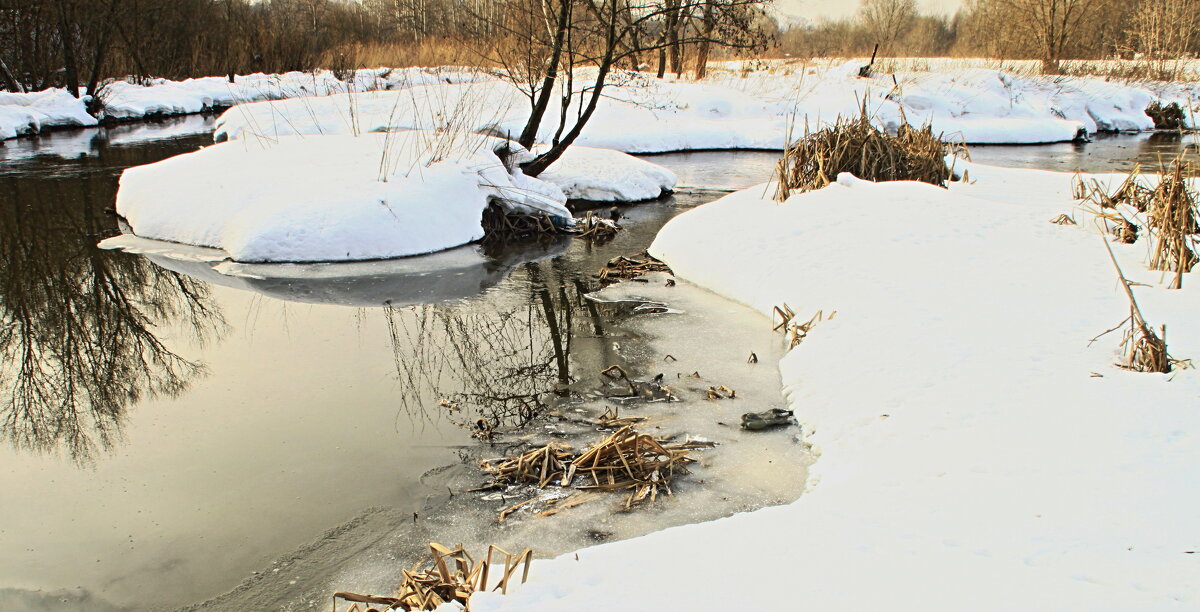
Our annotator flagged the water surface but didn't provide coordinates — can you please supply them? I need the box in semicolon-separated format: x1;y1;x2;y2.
1;124;1192;611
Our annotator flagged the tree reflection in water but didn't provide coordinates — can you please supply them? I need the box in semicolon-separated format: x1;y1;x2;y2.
0;167;224;464
387;258;614;431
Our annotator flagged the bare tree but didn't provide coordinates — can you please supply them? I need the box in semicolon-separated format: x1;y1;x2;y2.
859;0;915;55
991;0;1113;71
479;0;769;176
1126;0;1199;76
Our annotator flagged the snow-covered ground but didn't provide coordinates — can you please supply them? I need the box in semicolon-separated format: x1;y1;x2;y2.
213;61;1200;149
459;164;1200;610
0;67;481;140
5;61;1197;146
103;131;674;262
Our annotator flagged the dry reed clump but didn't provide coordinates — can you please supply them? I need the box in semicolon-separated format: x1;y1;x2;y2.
572;211;622;243
775;111;955;200
1146;101;1187;130
1095;241;1181;374
479;425;714;511
596;252;673;285
1076;159;1199;287
1146;161;1200;288
333;543;532;612
1073;166;1155;212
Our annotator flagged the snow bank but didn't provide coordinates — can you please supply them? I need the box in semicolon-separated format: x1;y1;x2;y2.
0;67;483;141
0;89;98;139
213;63;1199;150
112;131;571;262
540;146;677;201
109;130;673;262
465;165;1200;610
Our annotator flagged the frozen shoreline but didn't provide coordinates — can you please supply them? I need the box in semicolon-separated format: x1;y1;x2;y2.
461;163;1200;611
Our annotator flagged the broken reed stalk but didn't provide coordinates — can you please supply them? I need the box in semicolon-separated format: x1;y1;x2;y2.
775;103;956;201
573;211;621;243
333;543;532;612
1146;160;1199;288
1101;238;1174;374
596;252;672;285
479;425;713;511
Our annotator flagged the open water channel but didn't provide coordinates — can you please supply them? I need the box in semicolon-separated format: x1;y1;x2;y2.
0;117;1193;611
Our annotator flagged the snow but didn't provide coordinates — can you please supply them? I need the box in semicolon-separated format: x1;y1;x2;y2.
5;62;1199;147
0;89;98;139
539;146;677;201
106;130;674;262
462;163;1200;610
110;131;571;262
0;67;483;141
211;62;1200;151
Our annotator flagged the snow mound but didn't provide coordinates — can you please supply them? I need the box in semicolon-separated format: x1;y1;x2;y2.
464;164;1200;610
112;132;570;262
0;89;98;139
541;146;677;201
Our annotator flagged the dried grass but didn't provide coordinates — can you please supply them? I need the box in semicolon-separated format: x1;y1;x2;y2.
1097;240;1180;374
333;543;532;612
479;425;714;511
1146;161;1200;288
775;106;956;201
321;40;486;72
572;211;622;243
597;252;673;285
1075;159;1199;287
1146;101;1187;131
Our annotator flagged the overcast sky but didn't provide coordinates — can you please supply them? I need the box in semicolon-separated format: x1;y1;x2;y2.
774;0;964;21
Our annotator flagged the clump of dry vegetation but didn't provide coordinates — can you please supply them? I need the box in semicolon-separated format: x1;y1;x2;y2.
775;110;955;200
333;543;532;611
1146;161;1200;288
1077;159;1200;288
1146;101;1187;131
597;252;673;285
479;425;714;512
1096;241;1181;374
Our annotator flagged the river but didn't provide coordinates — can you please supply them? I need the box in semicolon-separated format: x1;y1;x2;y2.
0;119;1193;611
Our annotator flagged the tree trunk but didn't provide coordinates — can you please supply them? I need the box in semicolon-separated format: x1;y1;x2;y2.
519;0;571;149
693;0;715;79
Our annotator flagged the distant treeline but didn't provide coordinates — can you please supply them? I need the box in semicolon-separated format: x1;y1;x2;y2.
0;0;773;98
779;0;1200;72
1;0;1197;99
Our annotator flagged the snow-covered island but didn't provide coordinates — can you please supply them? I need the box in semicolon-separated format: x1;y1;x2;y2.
100;130;676;262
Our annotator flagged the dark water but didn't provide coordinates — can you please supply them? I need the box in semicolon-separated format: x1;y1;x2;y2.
0;123;1193;611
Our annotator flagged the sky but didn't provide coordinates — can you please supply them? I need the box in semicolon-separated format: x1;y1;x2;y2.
774;0;965;21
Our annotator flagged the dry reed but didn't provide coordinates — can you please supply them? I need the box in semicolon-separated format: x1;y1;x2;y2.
1098;240;1177;374
597;252;673;284
1146;161;1200;288
1146;101;1187;131
333;543;532;612
775;106;955;200
479;425;714;511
